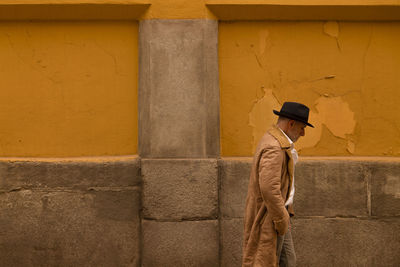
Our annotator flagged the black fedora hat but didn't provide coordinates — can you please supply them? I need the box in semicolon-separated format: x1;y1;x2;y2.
273;102;314;128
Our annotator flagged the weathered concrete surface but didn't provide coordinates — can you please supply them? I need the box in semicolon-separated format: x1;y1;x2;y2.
219;158;251;218
369;161;400;217
138;19;219;158
0;158;141;266
292;218;400;267
142;159;218;220
218;158;400;267
0;157;141;190
218;159;400;218
220;217;400;267
0;189;141;267
295;160;368;217
142;219;219;267
220;218;244;267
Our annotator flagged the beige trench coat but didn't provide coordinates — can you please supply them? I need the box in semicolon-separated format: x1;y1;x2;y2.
242;125;294;267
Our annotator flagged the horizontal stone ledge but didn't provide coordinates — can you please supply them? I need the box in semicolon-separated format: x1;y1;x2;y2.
141;217;219;223
206;1;400;21
219;157;400;218
221;156;400;162
0;186;141;193
0;156;141;190
0;1;150;20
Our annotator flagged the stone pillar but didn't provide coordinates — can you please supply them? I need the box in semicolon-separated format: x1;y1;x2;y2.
138;19;219;158
138;19;220;266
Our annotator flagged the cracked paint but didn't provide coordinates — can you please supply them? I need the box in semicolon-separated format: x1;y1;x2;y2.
323;21;341;50
250;94;356;153
220;21;400;156
248;88;280;150
0;22;138;157
298;96;356;153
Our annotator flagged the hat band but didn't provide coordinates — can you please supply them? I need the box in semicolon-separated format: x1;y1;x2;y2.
279;111;308;123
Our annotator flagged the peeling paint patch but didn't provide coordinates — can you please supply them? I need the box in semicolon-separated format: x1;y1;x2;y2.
248;89;280;151
299;96;356;153
258;29;271;55
315;96;356;139
296;111;322;150
347;140;356;154
250;94;356;153
323;21;339;38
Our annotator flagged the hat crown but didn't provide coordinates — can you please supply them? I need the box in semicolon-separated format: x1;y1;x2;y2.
273;101;314;127
281;102;309;120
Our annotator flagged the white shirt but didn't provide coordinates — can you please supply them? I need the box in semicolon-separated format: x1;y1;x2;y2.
278;128;298;207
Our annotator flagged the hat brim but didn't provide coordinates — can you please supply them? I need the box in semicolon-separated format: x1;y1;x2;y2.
273;110;314;128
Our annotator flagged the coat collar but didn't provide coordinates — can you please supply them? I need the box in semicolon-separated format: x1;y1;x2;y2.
268;125;291;149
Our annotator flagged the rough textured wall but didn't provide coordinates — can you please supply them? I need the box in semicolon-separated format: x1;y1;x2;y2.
1;157;398;266
220;21;400;156
0;21;138;157
0;157;141;266
220;157;400;267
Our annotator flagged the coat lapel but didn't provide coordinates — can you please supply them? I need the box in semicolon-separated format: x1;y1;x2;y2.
268;126;294;194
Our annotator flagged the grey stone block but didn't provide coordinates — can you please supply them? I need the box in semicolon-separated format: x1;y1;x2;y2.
0;157;141;190
142;159;218;220
294;160;368;217
292;217;400;267
138;19;220;158
221;218;244;267
0;188;141;266
219;158;251;218
368;161;400;216
142;219;219;267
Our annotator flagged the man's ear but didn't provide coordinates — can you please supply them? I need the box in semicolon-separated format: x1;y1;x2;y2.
288;120;295;128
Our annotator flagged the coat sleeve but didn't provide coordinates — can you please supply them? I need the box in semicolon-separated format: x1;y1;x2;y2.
258;146;289;236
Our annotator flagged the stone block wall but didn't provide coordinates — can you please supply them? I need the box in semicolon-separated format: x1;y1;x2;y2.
0;157;141;266
219;158;400;267
1;157;398;266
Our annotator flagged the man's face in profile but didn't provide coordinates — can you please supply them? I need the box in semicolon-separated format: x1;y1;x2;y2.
287;120;306;143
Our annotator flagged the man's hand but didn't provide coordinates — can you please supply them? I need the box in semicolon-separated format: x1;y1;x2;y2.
273;210;290;236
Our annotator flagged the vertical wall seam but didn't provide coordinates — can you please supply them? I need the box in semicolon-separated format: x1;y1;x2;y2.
364;163;372;217
138;157;143;267
217;159;222;267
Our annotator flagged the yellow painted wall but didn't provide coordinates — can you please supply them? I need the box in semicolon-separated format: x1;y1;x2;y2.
0;22;138;157
220;21;400;156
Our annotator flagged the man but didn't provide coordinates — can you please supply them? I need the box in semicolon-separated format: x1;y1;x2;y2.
242;102;314;267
